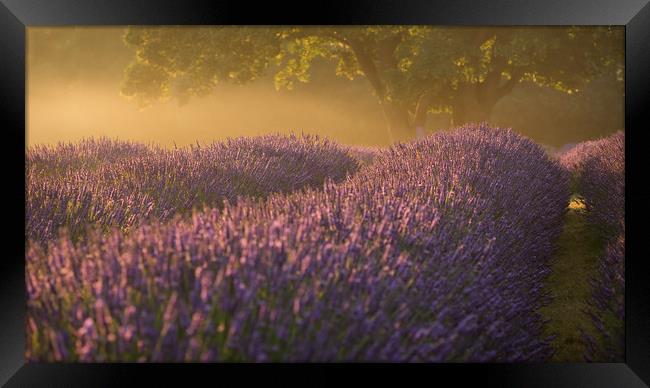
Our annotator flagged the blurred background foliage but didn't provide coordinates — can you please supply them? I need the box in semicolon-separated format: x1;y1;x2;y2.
28;26;623;148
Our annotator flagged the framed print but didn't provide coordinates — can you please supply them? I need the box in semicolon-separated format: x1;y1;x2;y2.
1;0;649;386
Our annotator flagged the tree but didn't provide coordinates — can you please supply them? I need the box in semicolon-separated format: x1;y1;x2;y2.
121;26;623;142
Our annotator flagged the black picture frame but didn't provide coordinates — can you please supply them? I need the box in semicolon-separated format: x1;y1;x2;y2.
1;0;648;386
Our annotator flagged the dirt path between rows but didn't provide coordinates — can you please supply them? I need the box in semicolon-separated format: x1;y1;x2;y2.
539;198;605;361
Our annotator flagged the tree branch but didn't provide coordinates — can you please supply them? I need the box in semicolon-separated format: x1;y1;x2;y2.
283;28;389;102
496;68;523;99
345;38;386;100
376;33;403;70
412;91;434;128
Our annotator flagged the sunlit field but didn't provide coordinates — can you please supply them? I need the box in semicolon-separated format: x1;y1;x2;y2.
26;26;624;362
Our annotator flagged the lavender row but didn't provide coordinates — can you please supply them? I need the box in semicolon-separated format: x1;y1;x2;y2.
346;145;383;166
583;227;625;361
27;124;570;361
27;137;154;174
560;131;625;233
26;135;359;245
560;131;625;361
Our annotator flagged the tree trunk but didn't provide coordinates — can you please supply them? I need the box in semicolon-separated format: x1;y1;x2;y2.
412;92;433;139
381;101;415;142
452;99;494;126
452;67;521;126
344;36;419;143
452;83;499;126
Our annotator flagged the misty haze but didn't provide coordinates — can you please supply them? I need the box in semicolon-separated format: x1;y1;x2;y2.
27;27;623;148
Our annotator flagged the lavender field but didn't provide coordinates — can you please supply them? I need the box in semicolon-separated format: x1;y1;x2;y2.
560;131;625;361
25;125;625;362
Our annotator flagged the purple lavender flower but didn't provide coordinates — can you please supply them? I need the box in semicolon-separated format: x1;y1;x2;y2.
561;131;624;361
26;125;569;362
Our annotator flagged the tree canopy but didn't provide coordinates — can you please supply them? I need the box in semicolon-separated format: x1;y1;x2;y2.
121;26;623;142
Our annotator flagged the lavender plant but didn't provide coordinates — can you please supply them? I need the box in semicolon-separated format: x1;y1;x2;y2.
26;124;570;362
347;145;383;166
26;134;359;245
560;131;624;233
583;226;625;361
27;137;154;174
560;131;625;361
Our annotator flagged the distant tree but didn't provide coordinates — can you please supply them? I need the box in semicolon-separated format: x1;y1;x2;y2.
492;74;624;146
121;26;623;142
